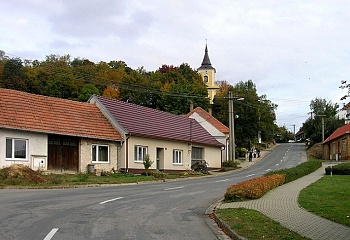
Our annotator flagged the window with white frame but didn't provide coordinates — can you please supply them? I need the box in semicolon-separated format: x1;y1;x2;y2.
92;144;109;163
6;138;28;161
173;149;183;164
191;147;204;160
134;145;147;162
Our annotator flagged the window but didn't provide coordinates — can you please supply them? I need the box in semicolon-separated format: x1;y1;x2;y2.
92;144;109;163
134;145;147;162
173;149;183;164
204;76;208;83
191;147;204;160
342;139;346;152
6;138;28;161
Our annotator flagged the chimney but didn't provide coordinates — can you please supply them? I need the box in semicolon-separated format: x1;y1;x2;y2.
190;101;194;112
208;108;212;116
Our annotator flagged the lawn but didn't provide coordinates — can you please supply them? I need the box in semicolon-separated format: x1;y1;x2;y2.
215;208;309;240
299;175;350;227
0;164;204;188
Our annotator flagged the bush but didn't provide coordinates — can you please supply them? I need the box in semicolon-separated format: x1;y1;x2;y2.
222;160;239;168
325;162;350;175
191;161;209;174
265;159;322;183
237;147;248;157
151;171;167;179
224;174;285;201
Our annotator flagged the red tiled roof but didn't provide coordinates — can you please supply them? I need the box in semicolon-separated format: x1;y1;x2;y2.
94;96;223;147
341;102;350;110
0;88;121;141
185;107;229;134
323;123;350;144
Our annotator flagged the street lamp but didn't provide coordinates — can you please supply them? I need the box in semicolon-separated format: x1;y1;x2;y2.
228;91;244;161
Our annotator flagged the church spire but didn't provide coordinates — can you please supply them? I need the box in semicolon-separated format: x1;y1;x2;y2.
202;44;211;65
198;44;215;71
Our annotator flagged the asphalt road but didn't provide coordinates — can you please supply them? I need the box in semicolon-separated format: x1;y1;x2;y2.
0;143;306;240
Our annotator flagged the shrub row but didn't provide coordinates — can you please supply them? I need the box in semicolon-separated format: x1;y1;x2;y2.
325;162;350;175
265;159;322;183
224;174;285;201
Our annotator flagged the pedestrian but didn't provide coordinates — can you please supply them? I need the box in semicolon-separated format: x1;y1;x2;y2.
253;148;256;158
257;148;261;158
248;151;253;162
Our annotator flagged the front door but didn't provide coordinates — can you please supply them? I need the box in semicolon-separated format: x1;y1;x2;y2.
48;135;79;172
156;148;164;171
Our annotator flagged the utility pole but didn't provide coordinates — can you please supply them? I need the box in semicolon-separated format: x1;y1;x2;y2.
228;91;235;161
291;124;296;142
228;92;244;161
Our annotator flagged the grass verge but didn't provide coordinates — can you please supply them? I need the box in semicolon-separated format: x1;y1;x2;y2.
215;208;309;240
299;175;350;227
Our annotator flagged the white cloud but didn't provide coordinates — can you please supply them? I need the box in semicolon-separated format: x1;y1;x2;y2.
1;0;350;130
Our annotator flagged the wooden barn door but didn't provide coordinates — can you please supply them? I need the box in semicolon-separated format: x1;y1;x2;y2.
48;135;79;172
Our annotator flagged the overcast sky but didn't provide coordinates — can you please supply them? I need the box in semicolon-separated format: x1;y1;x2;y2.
1;0;349;132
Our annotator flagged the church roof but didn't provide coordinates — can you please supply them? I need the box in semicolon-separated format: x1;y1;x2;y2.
198;44;216;71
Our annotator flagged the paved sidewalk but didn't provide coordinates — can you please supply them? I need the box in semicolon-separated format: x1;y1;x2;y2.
217;164;350;240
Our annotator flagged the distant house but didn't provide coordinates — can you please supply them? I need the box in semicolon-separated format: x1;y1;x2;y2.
295;129;306;142
186;106;229;162
336;102;350;124
0;88;122;173
90;95;224;173
323;123;350;161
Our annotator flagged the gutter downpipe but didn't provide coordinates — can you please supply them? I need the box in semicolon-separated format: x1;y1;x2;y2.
124;134;130;172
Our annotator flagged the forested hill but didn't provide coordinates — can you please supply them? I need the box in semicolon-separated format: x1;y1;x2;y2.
0;54;210;115
0;52;280;145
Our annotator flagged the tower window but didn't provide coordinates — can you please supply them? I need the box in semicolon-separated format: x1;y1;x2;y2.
204;76;208;83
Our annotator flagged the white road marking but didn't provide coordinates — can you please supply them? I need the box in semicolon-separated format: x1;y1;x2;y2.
265;169;271;172
276;163;279;166
44;228;59;240
164;186;184;191
246;174;255;177
99;197;124;205
215;179;229;182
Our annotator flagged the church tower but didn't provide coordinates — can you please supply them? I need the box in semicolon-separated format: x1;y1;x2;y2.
197;44;220;104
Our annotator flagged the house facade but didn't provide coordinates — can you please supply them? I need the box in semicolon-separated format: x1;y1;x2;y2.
0;88;122;173
323;123;350;161
186;106;229;162
90;95;224;173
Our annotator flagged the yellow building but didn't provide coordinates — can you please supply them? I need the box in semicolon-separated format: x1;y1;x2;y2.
197;44;220;104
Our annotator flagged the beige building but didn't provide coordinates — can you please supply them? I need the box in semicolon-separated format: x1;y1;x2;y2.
90;95;224;173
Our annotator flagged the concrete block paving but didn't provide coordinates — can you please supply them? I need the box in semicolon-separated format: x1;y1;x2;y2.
218;165;350;240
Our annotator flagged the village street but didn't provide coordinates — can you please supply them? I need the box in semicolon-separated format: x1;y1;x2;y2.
0;143;305;240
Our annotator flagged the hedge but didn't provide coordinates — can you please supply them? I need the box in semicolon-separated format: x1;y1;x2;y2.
224;174;285;201
325;162;350;175
265;159;322;183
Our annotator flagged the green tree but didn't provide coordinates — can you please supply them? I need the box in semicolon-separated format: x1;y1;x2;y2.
77;84;100;102
302;97;343;146
0;57;26;91
143;154;153;176
213;80;277;149
275;126;294;143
